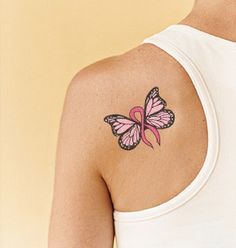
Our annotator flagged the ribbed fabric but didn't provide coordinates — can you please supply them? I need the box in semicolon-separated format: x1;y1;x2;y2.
113;24;236;248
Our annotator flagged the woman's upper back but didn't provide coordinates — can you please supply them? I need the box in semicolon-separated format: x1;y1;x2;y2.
100;38;209;214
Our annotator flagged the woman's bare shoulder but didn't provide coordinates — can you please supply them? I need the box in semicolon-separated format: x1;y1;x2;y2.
55;42;207;214
68;43;208;213
70;42;192;109
66;42;197;171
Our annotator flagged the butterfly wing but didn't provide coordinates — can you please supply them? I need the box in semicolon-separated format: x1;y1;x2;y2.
144;87;175;129
104;114;136;136
144;87;167;117
118;123;141;150
146;109;175;129
104;114;141;150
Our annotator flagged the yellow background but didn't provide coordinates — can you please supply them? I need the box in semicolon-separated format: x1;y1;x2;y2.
1;1;193;247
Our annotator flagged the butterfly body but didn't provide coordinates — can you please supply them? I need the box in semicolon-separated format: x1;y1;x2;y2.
104;87;175;151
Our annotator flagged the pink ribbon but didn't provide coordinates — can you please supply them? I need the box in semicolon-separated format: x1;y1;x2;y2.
129;106;160;149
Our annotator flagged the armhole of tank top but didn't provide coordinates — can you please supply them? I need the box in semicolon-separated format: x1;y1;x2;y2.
113;34;220;223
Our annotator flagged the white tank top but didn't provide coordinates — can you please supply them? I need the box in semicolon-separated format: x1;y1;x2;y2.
113;24;236;247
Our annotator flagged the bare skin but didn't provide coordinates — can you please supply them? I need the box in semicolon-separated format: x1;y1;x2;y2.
181;0;236;42
48;1;236;247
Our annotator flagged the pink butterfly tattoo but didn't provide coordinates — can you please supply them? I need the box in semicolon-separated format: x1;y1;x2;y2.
104;87;175;150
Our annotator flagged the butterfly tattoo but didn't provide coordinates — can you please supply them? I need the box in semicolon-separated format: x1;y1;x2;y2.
103;87;175;150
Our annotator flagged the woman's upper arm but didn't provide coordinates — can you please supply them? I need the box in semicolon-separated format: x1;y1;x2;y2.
48;65;115;248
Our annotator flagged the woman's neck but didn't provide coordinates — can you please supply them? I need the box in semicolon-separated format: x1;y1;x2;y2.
179;0;236;42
